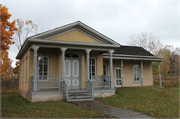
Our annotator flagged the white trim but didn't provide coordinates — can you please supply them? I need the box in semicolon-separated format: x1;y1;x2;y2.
64;60;70;77
115;67;122;87
73;60;79;77
133;64;140;82
73;79;79;86
65;79;70;86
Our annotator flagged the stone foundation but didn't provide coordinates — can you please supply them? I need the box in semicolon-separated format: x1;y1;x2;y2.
19;91;64;103
93;92;115;98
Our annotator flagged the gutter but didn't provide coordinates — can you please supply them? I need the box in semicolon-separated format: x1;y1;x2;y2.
103;56;164;62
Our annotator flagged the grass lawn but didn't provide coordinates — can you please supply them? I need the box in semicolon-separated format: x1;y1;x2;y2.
98;87;179;118
1;94;103;118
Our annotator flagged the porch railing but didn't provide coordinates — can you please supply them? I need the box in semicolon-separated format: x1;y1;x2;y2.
31;75;61;91
92;75;110;89
86;79;93;98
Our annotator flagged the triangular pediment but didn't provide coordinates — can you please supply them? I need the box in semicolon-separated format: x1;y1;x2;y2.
29;21;120;45
48;29;101;44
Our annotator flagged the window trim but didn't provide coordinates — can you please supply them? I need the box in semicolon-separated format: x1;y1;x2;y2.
133;64;140;83
89;57;96;81
38;56;49;81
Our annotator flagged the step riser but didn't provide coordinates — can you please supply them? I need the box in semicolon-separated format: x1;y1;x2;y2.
67;98;94;102
68;96;92;99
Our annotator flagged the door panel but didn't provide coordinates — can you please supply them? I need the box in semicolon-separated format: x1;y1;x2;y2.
115;68;122;87
64;60;71;89
72;60;79;89
64;59;80;89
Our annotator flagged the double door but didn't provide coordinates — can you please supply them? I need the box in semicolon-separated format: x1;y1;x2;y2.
64;59;80;89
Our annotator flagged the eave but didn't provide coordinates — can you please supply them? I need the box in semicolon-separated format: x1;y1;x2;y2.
103;54;164;62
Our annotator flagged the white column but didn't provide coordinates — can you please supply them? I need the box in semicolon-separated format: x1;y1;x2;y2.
60;48;67;84
141;61;144;86
121;60;123;87
159;62;162;87
109;50;114;89
32;46;39;91
85;49;92;81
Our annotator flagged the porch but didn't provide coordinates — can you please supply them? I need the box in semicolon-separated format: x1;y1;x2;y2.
29;75;114;101
28;45;116;101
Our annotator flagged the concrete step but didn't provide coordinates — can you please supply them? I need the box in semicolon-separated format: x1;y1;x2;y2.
68;95;92;99
67;98;94;102
68;90;89;93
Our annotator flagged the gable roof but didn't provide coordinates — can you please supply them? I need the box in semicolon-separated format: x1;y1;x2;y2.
29;21;120;45
114;45;154;56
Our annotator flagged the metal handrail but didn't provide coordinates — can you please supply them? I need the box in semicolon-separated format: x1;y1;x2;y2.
63;79;68;100
87;79;94;98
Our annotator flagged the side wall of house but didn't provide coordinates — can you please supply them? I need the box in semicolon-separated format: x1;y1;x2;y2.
19;51;30;97
104;59;153;87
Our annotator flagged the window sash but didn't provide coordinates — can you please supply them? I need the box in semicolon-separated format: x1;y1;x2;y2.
89;58;96;80
134;65;140;82
103;64;107;75
38;56;49;80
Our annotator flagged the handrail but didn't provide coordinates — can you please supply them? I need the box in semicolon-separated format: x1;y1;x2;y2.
63;79;68;100
87;79;94;98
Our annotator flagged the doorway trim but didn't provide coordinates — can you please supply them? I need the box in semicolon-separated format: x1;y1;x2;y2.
65;52;82;89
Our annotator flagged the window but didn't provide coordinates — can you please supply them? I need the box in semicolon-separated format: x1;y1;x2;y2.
38;56;49;81
89;58;96;80
65;53;79;58
103;64;107;75
26;58;28;82
23;60;24;83
134;65;140;82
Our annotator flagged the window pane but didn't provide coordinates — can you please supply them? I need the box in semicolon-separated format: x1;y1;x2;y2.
39;72;42;75
39;65;42;72
92;66;95;72
72;53;79;58
38;57;43;63
44;57;48;64
134;65;139;81
65;53;71;57
103;70;106;75
44;65;47;72
92;59;95;65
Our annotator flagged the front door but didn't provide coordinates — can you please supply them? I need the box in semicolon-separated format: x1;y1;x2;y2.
115;67;122;87
64;53;80;89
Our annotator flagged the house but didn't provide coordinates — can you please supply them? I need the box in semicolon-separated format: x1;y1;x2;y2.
16;21;163;102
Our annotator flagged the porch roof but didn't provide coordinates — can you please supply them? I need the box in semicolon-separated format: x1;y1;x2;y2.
103;45;163;62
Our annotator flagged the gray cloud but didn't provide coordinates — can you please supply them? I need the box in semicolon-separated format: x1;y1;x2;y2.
2;0;179;67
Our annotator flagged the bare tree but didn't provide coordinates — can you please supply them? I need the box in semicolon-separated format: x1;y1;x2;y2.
14;19;38;50
127;32;163;56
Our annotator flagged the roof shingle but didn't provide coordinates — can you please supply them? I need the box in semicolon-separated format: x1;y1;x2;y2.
114;45;154;56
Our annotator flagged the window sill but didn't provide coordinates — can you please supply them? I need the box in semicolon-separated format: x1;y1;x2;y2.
133;81;141;83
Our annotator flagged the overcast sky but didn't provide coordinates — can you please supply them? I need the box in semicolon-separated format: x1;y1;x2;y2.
2;0;179;67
